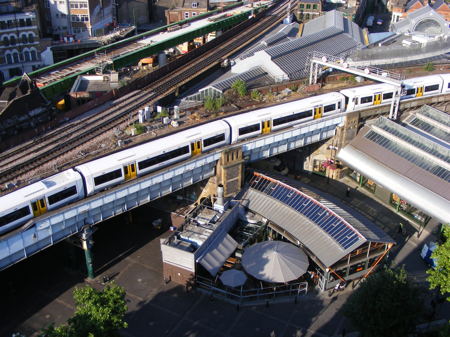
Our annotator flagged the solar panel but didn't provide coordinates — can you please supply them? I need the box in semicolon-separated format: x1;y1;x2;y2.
249;176;361;249
365;130;450;182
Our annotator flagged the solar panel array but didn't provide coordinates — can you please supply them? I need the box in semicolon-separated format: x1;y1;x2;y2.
249;176;361;250
365;130;450;182
409;117;450;144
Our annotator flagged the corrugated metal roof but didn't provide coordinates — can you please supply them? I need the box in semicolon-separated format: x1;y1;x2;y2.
240;173;394;267
209;67;269;92
404;106;450;145
272;32;359;78
197;232;238;276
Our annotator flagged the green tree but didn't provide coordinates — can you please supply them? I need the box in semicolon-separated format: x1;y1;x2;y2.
41;283;128;337
231;79;247;97
427;225;450;301
343;266;424;337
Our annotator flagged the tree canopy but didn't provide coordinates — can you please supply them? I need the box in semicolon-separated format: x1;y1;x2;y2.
427;225;450;301
343;266;424;337
41;282;128;337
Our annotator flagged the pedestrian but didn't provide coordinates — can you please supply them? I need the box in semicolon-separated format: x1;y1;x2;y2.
339;281;346;291
398;222;404;235
346;187;351;197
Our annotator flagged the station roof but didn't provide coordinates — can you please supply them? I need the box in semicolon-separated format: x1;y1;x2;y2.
391;5;449;35
338;109;450;224
242;172;393;267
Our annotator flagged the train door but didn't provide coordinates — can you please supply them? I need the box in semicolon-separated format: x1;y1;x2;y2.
416;87;423;97
31;199;47;217
123;163;137;181
374;93;382;105
261;120;271;134
314;106;323;119
191;140;202;156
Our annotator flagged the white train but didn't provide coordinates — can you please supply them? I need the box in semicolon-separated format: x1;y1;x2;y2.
1;74;449;234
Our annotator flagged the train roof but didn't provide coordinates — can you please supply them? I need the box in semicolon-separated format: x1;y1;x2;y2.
339;82;397;96
75;120;229;174
224;92;344;125
402;75;443;86
0;169;81;211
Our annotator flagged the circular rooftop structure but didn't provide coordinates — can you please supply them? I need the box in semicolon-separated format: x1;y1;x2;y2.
414;18;443;35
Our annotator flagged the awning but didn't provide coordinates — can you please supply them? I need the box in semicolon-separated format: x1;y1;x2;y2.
198;232;238;276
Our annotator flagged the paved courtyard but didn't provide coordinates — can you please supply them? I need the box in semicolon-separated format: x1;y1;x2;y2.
1;172;448;337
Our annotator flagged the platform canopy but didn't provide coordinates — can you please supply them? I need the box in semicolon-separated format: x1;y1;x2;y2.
242;241;309;283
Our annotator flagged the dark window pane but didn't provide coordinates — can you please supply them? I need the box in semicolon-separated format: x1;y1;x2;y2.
360;96;373;104
425;84;439;92
383;92;393;99
273;110;311;126
47;186;77;205
406;88;416;96
238;124;260;136
0;206;31;227
203;133;225;147
323;104;336;113
94;169;122;186
138;146;190;170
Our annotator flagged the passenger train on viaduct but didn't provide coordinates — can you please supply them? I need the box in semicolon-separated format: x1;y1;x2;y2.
1;74;450;235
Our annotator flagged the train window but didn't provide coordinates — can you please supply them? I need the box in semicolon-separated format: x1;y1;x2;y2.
0;206;31;227
338;102;341;109
238;124;260;136
273;110;311;126
94;169;122;186
47;185;77;205
425;84;439;92
406;88;415;96
360;96;373;104
448;83;450;89
203;133;225;147
323;104;336;113
383;92;393;100
138;145;190;170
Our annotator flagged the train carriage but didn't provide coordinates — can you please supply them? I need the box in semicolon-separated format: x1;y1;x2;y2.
76;121;230;196
340;83;398;111
401;75;443;99
224;92;345;143
0;169;84;235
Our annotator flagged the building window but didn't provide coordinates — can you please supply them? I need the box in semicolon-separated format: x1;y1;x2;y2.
299;4;304;8
184;12;189;18
19;19;25;27
13;52;19;63
0;21;6;29
6;53;12;64
80;3;87;8
82;15;89;21
71;15;77;22
192;12;197;16
59;1;64;4
56;13;59;18
306;4;311;9
24;50;31;61
313;4;318;9
192;2;198;8
10;35;16;45
70;3;78;8
26;18;32;26
28;33;34;43
30;49;37;61
3;36;9;46
62;14;66;18
21;34;27;43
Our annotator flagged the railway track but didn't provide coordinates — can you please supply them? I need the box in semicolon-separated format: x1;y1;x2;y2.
0;0;293;186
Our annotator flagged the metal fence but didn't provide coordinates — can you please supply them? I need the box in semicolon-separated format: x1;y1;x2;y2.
196;275;308;306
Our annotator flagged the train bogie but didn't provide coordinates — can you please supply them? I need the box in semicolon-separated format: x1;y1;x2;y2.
0;169;84;235
340;83;398;111
401;75;443;99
